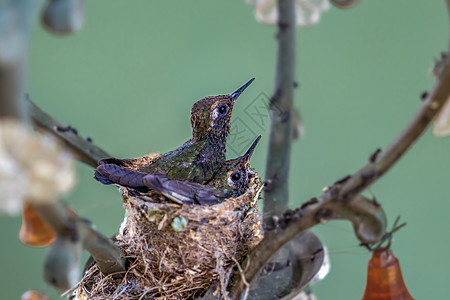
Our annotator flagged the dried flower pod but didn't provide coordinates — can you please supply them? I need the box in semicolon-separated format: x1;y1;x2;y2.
246;0;330;27
361;249;414;300
21;290;52;300
44;236;83;292
19;202;56;247
329;0;361;9
0;119;75;215
293;290;318;300
41;0;85;35
75;175;263;299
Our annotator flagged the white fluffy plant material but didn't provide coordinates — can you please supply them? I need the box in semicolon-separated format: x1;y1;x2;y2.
0;119;75;215
246;0;330;27
433;96;450;137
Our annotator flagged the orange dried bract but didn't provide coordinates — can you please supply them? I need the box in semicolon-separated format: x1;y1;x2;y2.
361;249;414;300
19;203;56;247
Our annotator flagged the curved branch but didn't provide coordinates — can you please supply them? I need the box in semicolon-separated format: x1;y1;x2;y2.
230;1;450;298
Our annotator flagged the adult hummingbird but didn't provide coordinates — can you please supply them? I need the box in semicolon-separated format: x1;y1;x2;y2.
95;78;254;185
97;135;261;205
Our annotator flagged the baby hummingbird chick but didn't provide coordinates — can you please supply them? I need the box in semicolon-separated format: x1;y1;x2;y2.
95;78;254;185
99;135;262;205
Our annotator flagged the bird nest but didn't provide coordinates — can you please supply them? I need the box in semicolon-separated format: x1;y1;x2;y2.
74;175;263;300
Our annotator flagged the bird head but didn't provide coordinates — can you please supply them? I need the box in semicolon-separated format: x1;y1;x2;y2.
190;78;254;139
208;135;261;197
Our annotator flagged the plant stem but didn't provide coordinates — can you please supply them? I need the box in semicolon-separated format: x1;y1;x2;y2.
26;96;110;167
264;0;296;225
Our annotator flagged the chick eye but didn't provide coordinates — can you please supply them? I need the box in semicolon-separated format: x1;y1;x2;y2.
217;104;229;115
231;172;241;182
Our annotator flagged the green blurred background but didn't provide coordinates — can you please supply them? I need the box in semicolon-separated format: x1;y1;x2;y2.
1;0;449;299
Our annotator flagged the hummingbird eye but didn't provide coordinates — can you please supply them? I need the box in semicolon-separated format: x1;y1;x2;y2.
230;172;241;182
218;105;227;114
214;104;229;119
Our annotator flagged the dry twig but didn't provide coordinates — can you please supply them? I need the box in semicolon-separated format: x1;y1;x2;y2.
26;95;110;167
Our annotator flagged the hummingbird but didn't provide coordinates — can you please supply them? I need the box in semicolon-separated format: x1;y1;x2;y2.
95;78;254;186
97;135;261;205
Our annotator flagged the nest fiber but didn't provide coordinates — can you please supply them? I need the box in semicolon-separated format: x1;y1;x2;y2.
75;176;263;299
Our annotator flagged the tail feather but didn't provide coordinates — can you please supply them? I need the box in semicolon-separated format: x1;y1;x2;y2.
94;171;114;185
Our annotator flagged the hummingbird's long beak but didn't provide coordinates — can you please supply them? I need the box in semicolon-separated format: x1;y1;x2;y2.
230;78;255;101
243;135;262;162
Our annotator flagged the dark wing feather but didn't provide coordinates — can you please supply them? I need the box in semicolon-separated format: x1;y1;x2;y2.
143;174;225;205
95;163;225;206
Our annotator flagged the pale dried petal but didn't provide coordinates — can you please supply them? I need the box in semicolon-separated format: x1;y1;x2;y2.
247;0;330;27
0;119;75;215
433;97;450;137
292;290;319;300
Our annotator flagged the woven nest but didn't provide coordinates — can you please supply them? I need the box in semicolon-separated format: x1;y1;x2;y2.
75;175;263;300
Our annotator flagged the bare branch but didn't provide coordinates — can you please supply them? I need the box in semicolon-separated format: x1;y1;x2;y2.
0;64;27;120
264;0;296;224
25;98;125;281
26;95;110;167
0;0;44;121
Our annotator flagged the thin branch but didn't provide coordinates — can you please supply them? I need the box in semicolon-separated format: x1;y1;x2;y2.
24;98;124;282
0;63;27;119
230;2;450;298
26;95;110;167
25;99;126;279
264;0;296;225
33;201;127;276
0;0;43;121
